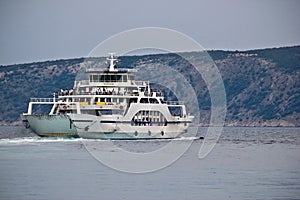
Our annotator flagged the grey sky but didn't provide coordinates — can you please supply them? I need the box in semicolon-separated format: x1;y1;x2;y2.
0;0;299;65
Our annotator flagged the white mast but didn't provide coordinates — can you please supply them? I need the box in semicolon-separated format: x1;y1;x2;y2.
107;53;118;72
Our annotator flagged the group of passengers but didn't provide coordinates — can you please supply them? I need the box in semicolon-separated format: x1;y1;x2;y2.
93;88;120;95
59;87;163;97
144;89;163;97
59;89;74;96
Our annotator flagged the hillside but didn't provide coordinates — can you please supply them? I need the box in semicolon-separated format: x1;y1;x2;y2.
0;46;299;126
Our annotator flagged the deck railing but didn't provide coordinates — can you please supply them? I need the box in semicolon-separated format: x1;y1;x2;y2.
30;98;56;102
166;101;184;105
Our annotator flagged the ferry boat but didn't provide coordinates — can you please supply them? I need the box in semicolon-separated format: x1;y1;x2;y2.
21;54;194;139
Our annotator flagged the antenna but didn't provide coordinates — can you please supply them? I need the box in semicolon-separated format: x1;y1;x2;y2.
107;53;118;72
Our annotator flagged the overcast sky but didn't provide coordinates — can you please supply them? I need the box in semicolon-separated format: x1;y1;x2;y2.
0;0;299;65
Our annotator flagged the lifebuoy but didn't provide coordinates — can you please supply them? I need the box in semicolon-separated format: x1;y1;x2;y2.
63;105;67;110
120;105;123;109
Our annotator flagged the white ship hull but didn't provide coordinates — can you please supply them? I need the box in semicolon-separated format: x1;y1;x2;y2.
69;114;190;139
21;114;78;137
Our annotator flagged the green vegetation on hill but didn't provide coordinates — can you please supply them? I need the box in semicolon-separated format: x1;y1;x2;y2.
247;46;300;72
0;46;299;126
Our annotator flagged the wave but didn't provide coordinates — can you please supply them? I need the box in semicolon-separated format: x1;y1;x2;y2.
0;136;203;145
0;137;85;145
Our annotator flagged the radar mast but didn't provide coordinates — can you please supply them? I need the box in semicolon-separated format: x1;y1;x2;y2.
107;53;118;72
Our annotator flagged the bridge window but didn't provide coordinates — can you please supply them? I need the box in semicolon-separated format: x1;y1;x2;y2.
90;74;129;83
90;75;99;82
100;75;105;82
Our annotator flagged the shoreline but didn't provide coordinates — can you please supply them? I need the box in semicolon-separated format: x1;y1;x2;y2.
1;123;299;128
2;117;299;127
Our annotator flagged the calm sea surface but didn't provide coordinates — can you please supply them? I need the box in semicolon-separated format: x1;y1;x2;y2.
0;126;299;200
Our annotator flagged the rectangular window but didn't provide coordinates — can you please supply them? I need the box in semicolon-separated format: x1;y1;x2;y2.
123;75;127;82
92;75;99;82
116;75;122;82
111;75;116;82
100;75;105;82
104;75;111;82
140;98;149;103
150;98;159;104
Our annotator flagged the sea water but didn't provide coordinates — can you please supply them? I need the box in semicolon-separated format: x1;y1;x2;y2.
0;126;299;200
